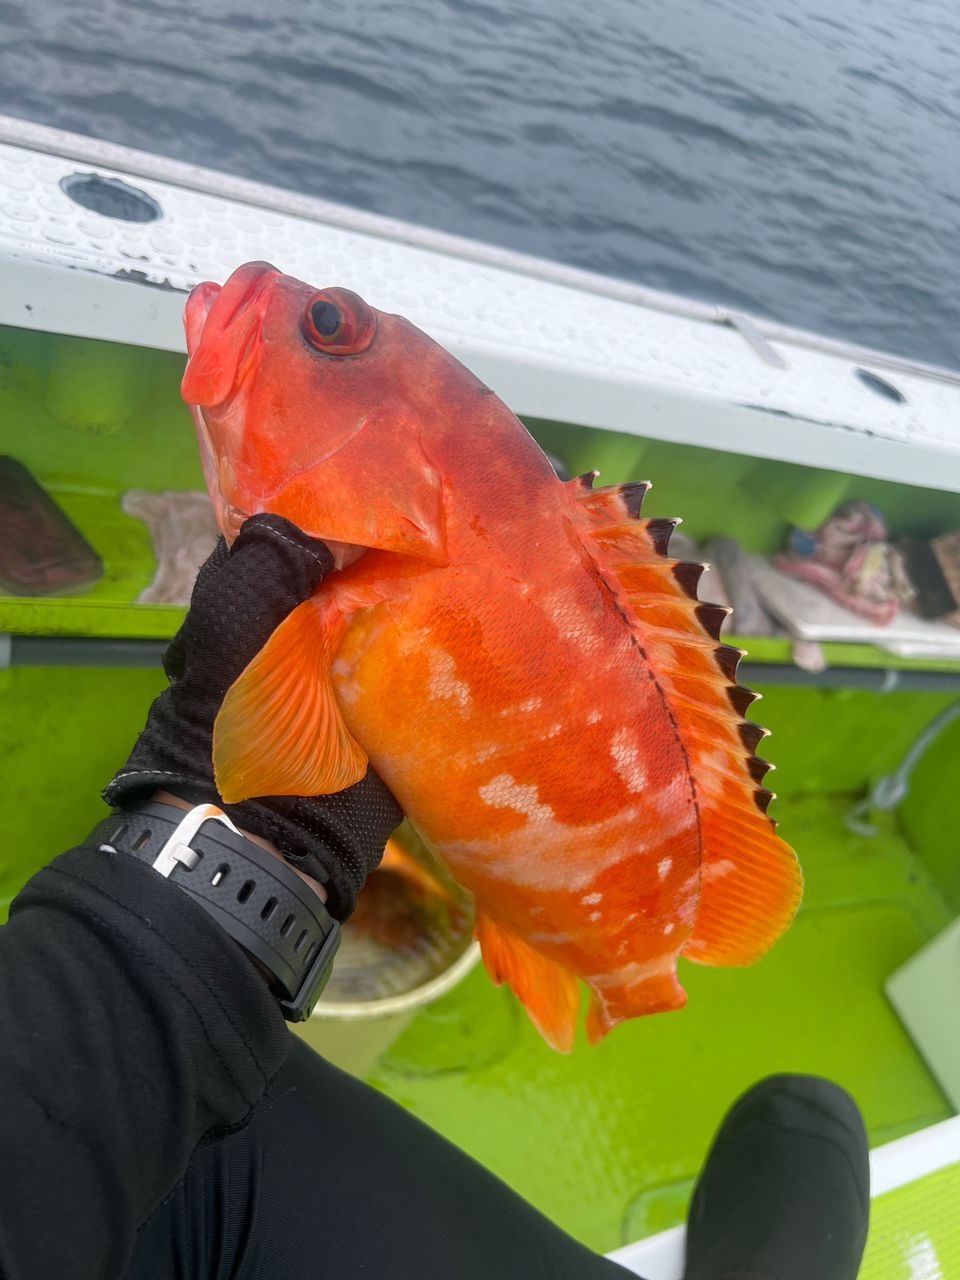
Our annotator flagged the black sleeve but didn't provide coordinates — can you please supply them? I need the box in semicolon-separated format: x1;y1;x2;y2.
0;844;291;1280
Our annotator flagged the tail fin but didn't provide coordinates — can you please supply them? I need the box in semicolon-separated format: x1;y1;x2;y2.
586;970;687;1044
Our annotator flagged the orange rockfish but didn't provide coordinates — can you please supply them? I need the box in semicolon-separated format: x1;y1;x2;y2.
182;261;802;1051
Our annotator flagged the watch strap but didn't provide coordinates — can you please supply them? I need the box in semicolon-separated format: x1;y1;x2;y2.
89;801;340;1022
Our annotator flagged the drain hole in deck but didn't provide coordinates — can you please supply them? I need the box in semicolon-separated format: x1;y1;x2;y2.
60;173;163;223
854;367;906;404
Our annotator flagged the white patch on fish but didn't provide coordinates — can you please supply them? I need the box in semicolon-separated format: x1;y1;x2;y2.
439;801;654;892
544;589;605;655
658;856;673;880
581;892;603;905
652;775;699;836
703;858;736;880
587;709;602;724
609;728;648;792
677;893;700;926
655;775;691;814
663;922;675;935
427;650;471;708
588;955;675;988
500;703;552;721
589;910;602;922
479;774;555;823
330;658;361;705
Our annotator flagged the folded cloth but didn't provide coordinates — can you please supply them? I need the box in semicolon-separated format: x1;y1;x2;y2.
774;501;907;626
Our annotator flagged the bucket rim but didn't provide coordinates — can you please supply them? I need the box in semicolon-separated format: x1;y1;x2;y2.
309;940;481;1021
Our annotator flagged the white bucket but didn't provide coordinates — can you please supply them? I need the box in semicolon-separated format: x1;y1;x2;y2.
294;827;480;1075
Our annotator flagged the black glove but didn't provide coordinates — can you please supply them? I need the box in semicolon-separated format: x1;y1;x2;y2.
104;514;402;921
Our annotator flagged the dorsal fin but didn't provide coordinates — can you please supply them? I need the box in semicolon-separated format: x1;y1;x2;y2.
566;475;802;967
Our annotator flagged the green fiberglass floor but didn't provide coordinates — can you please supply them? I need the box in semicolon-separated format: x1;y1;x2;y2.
361;794;954;1256
1;663;956;1263
861;1163;960;1280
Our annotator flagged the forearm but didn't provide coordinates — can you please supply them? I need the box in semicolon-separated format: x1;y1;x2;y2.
0;843;290;1280
0;515;397;1277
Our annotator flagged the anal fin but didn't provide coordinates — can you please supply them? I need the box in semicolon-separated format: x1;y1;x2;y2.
476;914;580;1053
213;594;368;803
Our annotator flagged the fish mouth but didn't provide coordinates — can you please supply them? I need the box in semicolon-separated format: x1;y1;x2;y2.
183;262;280;541
182;262;367;568
182;261;280;407
187;401;247;543
184;281;220;360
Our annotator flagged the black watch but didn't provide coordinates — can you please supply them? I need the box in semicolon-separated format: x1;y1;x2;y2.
89;801;341;1022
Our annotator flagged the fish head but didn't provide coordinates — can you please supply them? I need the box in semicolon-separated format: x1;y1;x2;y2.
181;260;459;564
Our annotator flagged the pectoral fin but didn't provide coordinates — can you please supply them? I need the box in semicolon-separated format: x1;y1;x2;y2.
213;595;368;803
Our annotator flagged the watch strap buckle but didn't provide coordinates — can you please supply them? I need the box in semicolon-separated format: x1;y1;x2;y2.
151;803;243;878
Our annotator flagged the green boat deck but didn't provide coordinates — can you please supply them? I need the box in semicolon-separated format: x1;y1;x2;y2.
862;1163;960;1279
2;325;959;1269
366;788;953;1252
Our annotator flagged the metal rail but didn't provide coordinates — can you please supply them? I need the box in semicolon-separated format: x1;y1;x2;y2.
2;111;959;388
7;633;960;690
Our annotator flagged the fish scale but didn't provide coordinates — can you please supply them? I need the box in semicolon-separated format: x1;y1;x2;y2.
181;260;802;1052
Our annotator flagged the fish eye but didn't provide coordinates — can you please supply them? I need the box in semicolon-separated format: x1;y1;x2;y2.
310;300;342;339
302;288;377;356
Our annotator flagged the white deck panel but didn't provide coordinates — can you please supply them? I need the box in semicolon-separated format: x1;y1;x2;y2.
607;1115;960;1278
1;120;960;493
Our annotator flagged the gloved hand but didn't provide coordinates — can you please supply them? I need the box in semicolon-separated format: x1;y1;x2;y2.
104;513;402;920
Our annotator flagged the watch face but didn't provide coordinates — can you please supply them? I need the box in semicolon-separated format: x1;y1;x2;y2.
322;824;475;1011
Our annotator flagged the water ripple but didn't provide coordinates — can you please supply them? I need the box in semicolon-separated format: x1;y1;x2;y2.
0;0;956;368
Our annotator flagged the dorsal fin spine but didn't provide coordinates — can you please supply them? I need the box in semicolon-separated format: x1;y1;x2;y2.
565;475;802;969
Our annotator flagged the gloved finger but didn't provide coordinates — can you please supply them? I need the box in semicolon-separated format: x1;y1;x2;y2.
162;537;230;682
177;514;335;684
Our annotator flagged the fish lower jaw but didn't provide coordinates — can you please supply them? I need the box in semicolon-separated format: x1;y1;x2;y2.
215;495;364;569
221;508;364;570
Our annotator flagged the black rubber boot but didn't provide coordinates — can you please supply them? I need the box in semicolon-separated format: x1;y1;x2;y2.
683;1075;870;1280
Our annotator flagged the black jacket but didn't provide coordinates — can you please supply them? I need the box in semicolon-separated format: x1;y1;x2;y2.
0;844;288;1280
